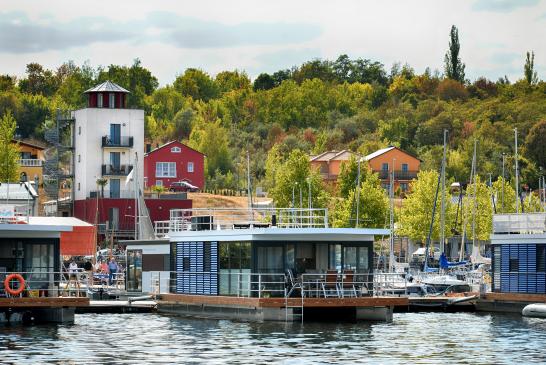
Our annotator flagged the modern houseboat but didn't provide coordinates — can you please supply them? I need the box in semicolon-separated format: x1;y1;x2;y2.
153;208;407;322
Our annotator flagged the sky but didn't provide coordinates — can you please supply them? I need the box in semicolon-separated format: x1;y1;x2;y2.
0;0;545;85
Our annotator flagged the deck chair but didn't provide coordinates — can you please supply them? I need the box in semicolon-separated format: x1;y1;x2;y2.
286;269;303;297
321;270;340;298
340;270;358;297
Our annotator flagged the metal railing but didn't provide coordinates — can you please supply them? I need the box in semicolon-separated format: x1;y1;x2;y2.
89;189;135;199
101;164;133;176
378;170;418;180
493;213;546;234
0;270;125;298
102;136;134;148
169;208;329;232
19;159;43;167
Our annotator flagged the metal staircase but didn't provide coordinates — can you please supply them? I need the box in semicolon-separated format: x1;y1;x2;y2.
42;110;75;214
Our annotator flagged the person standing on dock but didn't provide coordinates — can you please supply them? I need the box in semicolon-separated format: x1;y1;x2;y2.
108;258;118;286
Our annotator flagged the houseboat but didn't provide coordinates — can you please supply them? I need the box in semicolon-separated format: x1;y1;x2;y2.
155;208;408;322
477;213;546;313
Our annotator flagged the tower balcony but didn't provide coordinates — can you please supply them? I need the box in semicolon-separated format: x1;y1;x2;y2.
101;136;134;148
101;164;133;176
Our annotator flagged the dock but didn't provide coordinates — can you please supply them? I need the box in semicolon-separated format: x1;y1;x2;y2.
78;300;157;313
0;297;90;324
157;294;408;322
476;293;546;314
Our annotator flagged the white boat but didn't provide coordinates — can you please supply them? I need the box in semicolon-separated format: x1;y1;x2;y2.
522;303;546;318
420;275;467;291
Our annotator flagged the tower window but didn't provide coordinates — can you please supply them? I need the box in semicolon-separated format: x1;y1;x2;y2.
109;93;115;108
97;93;103;108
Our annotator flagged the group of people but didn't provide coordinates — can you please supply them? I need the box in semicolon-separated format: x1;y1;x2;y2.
68;257;123;286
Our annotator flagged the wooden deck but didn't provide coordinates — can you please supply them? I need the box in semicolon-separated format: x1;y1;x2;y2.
0;297;89;308
482;292;546;303
159;294;408;308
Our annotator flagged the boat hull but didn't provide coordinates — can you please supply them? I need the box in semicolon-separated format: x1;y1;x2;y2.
522;303;546;318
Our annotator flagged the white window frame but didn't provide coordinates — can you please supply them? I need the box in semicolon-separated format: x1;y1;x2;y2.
187;162;194;173
171;146;181;153
109;93;115;108
155;180;163;187
155;162;176;178
97;93;103;108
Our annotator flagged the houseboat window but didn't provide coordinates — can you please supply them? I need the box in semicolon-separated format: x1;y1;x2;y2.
509;258;519;272
219;242;251;296
23;243;54;285
329;244;342;270
295;243;315;272
537;245;546;272
256;246;283;273
285;244;295;271
126;250;142;292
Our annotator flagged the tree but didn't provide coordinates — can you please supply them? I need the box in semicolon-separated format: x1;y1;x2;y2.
0;75;16;92
333;172;388;228
444;25;465;83
492;177;517;214
524;120;546;169
398;170;453;243
269;149;329;208
337;156;371;198
0;111;20;182
189;120;231;178
173;68;219;101
19;63;59;97
462;176;492;241
524;51;538;85
215;70;250;93
253;73;275;91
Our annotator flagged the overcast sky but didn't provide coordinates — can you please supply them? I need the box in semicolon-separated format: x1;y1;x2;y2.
1;0;545;85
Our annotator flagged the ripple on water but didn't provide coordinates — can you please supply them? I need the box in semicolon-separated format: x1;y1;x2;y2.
0;312;545;364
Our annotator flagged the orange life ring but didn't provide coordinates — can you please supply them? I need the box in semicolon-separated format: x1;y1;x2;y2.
4;273;25;296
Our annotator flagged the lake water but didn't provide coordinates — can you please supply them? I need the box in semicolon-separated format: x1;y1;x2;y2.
0;312;545;364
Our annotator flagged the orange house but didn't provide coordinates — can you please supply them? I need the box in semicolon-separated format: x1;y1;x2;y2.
310;150;356;183
12;139;45;185
364;146;421;193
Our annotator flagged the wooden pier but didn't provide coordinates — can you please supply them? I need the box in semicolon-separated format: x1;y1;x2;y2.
476;293;546;314
0;297;89;308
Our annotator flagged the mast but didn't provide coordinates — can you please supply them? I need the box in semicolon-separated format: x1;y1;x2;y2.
471;140;478;258
355;156;361;228
246;151;253;220
440;129;448;254
389;158;395;272
134;152;138;240
501;152;505;213
514;128;520;213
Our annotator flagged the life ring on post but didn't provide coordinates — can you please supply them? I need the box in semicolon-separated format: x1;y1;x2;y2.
4;273;25;296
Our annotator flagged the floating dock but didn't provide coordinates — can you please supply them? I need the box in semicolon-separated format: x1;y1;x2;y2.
0;297;89;324
157;294;408;322
476;293;546;314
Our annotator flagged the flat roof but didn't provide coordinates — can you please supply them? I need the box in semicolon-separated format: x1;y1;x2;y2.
168;228;390;242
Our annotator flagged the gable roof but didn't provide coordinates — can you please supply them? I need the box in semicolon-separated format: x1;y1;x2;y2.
364;146;421;162
84;80;130;94
12;139;46;150
145;140;205;157
310;150;354;162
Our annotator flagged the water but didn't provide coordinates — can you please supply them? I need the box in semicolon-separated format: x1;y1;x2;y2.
0;312;545;364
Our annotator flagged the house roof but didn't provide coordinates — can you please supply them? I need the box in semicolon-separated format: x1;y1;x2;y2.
0;182;38;200
145;140;205;157
12;139;46;150
310;150;354;162
28;216;92;227
364;146;421;162
84;80;130;94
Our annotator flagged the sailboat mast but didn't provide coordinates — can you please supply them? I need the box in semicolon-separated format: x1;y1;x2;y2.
514;128;520;213
471;140;478;256
440;129;448;254
389;158;395;272
134;152;138;240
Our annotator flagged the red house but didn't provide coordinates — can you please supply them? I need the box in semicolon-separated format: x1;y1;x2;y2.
144;141;205;190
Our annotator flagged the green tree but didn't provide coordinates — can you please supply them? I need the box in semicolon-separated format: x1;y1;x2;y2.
174;68;219;101
333;172;388;228
19;63;59;97
253;73;275;91
337;156;371;198
0;75;16;92
492;177;517;213
215;70;250;93
269;149;329;208
444;25;465;83
462;176;492;241
524;51;538;85
0;111;20;182
524;120;546;169
189;120;231;178
523;192;543;213
398;170;453;243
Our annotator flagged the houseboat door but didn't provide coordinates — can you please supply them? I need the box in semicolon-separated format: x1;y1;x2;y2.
126;249;142;292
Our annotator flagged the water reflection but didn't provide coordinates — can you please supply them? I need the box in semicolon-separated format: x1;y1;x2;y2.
0;312;544;364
